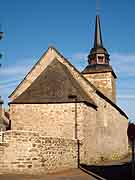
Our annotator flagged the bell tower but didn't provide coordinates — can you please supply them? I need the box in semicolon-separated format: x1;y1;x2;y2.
82;15;117;103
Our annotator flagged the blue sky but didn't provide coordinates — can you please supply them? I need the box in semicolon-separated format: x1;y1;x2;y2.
0;0;135;121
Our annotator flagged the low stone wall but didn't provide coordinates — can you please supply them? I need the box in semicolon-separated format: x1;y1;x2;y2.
0;130;77;175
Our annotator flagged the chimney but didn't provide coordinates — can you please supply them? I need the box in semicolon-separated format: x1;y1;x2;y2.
0;97;3;116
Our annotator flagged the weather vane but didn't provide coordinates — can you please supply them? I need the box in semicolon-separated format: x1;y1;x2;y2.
96;0;100;15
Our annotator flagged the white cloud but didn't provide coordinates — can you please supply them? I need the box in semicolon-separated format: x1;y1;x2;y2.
72;52;87;61
118;95;135;99
0;57;36;85
69;52;87;71
0;57;36;105
1;57;36;76
0;78;21;85
0;66;28;76
0;63;34;77
111;53;135;77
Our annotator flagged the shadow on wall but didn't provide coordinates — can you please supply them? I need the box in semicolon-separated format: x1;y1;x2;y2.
81;162;134;180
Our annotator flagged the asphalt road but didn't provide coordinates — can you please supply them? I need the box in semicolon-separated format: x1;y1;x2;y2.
0;155;133;180
81;154;134;180
0;169;97;180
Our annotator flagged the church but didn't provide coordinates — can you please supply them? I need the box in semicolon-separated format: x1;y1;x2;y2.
0;15;128;174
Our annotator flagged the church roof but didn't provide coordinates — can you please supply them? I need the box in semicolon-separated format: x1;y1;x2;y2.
11;58;96;107
9;47;96;100
9;46;128;119
82;64;117;78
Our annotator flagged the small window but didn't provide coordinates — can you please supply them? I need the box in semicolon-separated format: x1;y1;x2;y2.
98;56;104;63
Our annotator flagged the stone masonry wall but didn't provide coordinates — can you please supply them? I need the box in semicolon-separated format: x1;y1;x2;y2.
10;100;128;165
95;95;128;161
0;130;77;174
10;103;84;140
80;104;98;164
81;96;128;164
83;72;116;103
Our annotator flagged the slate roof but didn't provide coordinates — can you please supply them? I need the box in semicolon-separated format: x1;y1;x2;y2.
11;59;96;108
82;64;117;78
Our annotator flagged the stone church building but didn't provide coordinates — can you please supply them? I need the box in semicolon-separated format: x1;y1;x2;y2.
0;15;128;174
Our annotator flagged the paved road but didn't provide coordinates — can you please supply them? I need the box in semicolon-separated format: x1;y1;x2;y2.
82;155;133;180
0;155;132;180
0;169;98;180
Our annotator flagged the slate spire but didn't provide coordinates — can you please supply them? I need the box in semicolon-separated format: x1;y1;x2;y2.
88;15;109;65
94;15;103;48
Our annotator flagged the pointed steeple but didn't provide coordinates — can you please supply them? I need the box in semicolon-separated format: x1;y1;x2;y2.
82;11;117;103
87;15;109;65
94;15;103;48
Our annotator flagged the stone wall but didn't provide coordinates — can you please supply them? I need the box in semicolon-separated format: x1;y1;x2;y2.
0;130;77;174
83;72;116;103
95;96;128;161
10;100;128;165
81;95;128;164
10;103;85;140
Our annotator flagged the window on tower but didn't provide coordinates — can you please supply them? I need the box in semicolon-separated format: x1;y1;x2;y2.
97;55;104;64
